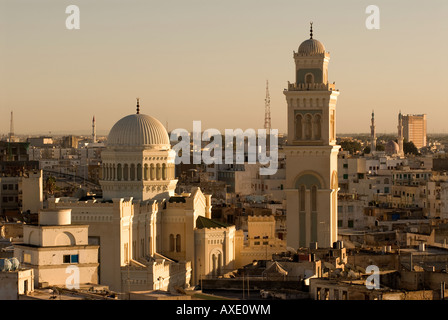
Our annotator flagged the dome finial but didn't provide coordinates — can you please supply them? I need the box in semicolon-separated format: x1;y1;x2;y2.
136;97;140;114
310;21;313;39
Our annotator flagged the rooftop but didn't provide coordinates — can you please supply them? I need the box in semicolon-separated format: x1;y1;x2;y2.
196;216;232;229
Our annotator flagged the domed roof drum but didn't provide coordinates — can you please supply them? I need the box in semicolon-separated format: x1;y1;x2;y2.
298;38;326;55
107;114;170;147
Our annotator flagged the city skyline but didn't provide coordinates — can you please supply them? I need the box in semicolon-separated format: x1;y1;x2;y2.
1;0;447;136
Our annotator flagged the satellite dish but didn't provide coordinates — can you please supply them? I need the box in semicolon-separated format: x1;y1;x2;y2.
9;258;20;271
0;259;12;272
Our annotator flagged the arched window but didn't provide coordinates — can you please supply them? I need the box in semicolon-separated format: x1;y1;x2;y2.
295;114;303;140
123;164;129;181
314;114;322;140
305;73;314;84
212;254;217;276
311;185;318;212
156;164;161;180
144;164;149;181
137;163;142;181
217;252;222;275
150;164;155;180
162;164;167;180
176;234;181;252
300;185;306;211
305;114;312;140
169;234;174;252
130;164;136;181
117;164;122;181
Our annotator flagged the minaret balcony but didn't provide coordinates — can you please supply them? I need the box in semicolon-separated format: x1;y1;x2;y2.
286;82;337;92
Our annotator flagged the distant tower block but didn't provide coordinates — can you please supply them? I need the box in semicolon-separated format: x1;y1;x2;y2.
402;114;427;149
370;110;377;152
92;116;97;143
284;23;341;249
264;80;271;132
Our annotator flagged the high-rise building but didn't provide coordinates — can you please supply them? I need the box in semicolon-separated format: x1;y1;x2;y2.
402;114;427;149
284;23;340;249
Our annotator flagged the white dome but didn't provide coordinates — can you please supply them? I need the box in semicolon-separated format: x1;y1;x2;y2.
386;140;400;155
107;114;170;147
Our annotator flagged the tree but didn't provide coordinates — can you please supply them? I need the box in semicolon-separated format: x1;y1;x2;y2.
363;146;371;154
404;141;419;155
376;144;385;151
45;176;57;195
339;140;362;154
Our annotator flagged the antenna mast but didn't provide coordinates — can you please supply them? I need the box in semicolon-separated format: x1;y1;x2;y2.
264;80;271;132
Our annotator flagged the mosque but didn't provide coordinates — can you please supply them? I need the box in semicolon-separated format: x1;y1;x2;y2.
48;99;236;293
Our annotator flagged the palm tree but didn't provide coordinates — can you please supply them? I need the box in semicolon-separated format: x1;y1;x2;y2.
45;176;57;195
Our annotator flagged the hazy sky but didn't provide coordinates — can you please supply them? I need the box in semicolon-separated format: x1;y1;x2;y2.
1;0;447;136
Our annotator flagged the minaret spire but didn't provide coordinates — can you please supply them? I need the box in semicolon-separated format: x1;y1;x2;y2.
310;22;313;39
397;110;404;156
370;110;376;153
92;115;96;143
136;98;140;114
9;111;14;143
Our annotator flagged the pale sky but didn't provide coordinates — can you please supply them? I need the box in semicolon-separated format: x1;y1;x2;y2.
1;0;447;136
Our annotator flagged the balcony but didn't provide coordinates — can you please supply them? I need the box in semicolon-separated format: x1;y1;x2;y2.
286;82;337;92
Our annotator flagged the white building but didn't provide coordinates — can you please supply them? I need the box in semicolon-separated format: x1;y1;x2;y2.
46;101;237;293
13;209;99;288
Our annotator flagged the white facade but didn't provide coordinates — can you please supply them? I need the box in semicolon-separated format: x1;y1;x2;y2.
13;209;99;288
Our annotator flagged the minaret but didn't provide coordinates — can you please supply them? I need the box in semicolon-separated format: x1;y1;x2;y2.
284;23;340;249
397;111;404;156
92;116;96;143
9;111;14;143
370;110;377;153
